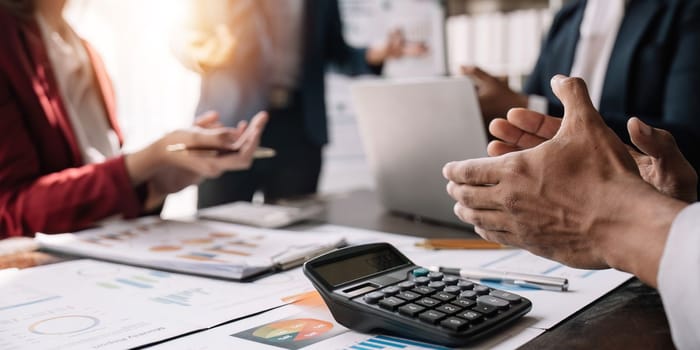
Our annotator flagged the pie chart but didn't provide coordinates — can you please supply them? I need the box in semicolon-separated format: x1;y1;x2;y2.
251;318;333;343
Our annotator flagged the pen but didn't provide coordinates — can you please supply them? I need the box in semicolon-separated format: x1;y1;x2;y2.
415;238;509;250
166;143;276;159
428;266;569;292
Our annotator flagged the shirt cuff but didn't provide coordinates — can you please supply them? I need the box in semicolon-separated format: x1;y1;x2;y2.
658;203;700;350
527;95;549;114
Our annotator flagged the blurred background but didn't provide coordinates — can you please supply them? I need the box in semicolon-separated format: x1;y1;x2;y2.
63;0;563;217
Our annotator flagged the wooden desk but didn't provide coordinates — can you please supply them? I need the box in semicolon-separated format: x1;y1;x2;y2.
315;189;675;349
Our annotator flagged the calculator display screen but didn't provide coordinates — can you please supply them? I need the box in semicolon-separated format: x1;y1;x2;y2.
314;249;408;287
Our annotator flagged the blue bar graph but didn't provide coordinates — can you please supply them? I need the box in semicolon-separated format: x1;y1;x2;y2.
151;288;209;307
367;338;408;348
115;278;152;289
347;336;450;350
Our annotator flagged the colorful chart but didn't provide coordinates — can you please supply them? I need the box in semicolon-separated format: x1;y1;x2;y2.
182;238;215;245
150;245;182;252
233;318;341;350
207;246;250;257
209;232;237;238
29;315;100;335
177;252;228;263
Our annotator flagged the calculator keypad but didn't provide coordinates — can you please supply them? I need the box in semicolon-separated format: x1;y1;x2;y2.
353;267;526;334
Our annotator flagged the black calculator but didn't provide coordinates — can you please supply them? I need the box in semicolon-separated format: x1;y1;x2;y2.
303;243;532;347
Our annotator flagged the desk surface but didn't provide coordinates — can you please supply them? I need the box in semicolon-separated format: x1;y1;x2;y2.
2;189;674;349
315;189;675;349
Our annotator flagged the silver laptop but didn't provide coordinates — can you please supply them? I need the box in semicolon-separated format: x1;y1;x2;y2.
350;77;487;227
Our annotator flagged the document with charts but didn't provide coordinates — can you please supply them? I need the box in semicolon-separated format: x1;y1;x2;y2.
35;217;346;280
0;259;312;350
151;291;543;350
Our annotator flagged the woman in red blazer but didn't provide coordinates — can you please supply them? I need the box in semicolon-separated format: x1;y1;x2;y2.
0;0;268;238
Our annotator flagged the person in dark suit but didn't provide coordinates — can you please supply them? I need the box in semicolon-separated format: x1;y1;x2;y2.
174;0;426;208
461;0;700;173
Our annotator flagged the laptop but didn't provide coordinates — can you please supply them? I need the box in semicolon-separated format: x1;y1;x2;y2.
350;77;487;228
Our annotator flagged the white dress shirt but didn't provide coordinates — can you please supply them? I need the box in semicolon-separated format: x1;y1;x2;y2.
658;203;700;349
529;0;626;112
37;15;120;164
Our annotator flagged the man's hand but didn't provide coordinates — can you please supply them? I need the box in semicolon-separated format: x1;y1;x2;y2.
443;75;688;286
366;29;428;66
489;108;698;202
626;117;698;202
460;66;528;122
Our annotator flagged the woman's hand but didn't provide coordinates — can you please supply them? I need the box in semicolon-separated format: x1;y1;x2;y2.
125;111;268;209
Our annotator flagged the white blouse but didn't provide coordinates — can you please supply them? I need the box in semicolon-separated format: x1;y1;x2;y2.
37;15;120;164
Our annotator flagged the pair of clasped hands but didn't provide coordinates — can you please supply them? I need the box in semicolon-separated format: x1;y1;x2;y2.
125;111;269;211
443;75;697;287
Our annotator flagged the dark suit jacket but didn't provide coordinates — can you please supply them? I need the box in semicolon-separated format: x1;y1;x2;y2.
197;0;380;147
524;0;700;171
0;10;146;238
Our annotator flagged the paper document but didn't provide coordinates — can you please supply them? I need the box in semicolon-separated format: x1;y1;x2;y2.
152;291;544;350
36;217;346;280
302;225;632;331
0;259;311;350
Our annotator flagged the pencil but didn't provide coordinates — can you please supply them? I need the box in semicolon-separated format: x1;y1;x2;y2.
415;238;510;250
166;144;276;159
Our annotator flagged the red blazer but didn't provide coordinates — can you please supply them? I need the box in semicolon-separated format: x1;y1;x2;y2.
0;11;146;238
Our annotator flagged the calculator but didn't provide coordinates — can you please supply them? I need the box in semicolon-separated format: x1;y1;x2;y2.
303;243;532;347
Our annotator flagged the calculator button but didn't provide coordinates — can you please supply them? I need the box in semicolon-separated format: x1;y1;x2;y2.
398;281;416;290
440;317;469;331
427;281;446;290
443;275;460;285
444;286;462;294
436;304;461;315
380;286;400;296
396;291;421;302
476;296;510;310
457;310;483;323
414;276;431;286
432;292;456;303
363;291;385;304
452;298;476;308
472;304;498;316
490;290;522;304
427;271;444;281
458;280;474;290
378;297;406;311
459;290;477;299
398;303;426;317
411;286;436;295
412;267;430;277
416;297;440;308
473;285;491;295
419;310;447;324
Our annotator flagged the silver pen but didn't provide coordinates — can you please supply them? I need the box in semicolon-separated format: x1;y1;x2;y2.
427;266;569;292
